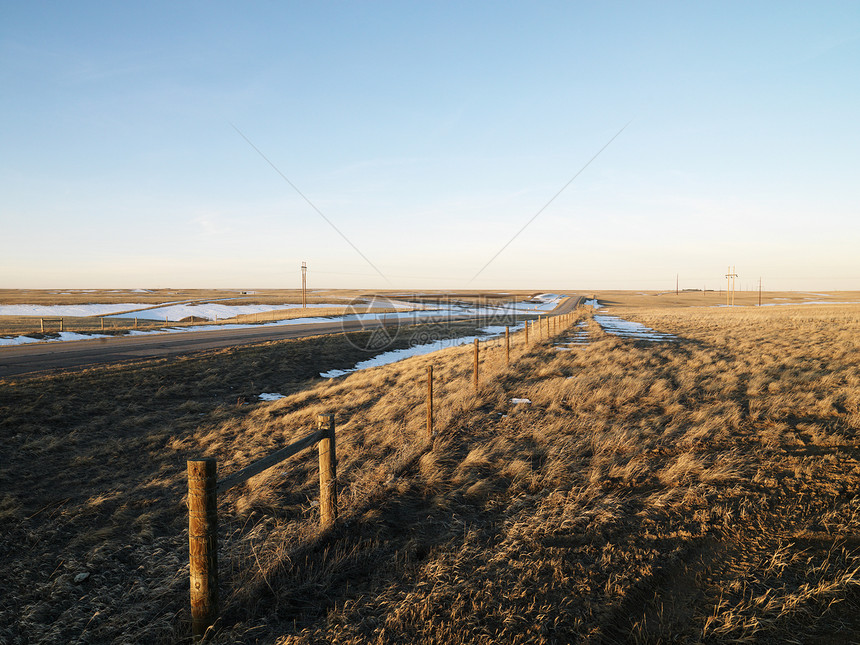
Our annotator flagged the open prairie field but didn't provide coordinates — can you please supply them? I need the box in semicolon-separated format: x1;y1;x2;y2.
0;288;348;306
0;289;543;339
0;289;376;338
1;299;860;643
594;289;860;309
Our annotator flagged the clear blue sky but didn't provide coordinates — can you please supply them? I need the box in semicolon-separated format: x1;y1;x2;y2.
2;1;858;291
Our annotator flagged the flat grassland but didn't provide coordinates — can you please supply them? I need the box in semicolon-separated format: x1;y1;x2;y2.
0;288;541;337
0;289;386;337
1;297;859;643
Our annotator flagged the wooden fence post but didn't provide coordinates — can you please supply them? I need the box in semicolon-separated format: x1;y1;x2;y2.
40;318;44;333
60;318;64;332
101;317;104;331
525;320;529;344
473;338;479;391
426;365;434;440
317;414;337;529
187;458;218;641
505;326;510;365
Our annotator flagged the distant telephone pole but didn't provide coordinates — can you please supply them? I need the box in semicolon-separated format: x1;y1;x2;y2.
758;277;762;306
725;266;738;306
676;274;679;296
301;261;307;308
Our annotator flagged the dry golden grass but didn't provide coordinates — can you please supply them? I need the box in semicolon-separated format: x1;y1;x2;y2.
2;300;860;643
0;288;542;336
0;289;400;336
0;306;405;337
0;288;347;306
595;289;860;309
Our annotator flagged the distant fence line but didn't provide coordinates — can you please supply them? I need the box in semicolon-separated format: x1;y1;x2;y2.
184;306;584;640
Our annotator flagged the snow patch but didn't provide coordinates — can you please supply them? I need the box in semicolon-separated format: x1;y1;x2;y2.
109;302;352;321
594;315;676;341
258;393;286;402
0;303;162;317
0;331;111;346
320;325;517;379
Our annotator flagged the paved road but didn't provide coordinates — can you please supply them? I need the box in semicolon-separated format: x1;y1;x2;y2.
552;296;585;315
0;298;584;379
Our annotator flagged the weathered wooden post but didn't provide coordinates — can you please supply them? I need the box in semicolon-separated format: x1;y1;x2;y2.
40;318;44;333
525;320;529;344
426;365;434;440
100;317;105;331
134;317;138;329
317;414;337;528
505;326;510;365
60;318;64;332
187;458;218;641
473;338;479;391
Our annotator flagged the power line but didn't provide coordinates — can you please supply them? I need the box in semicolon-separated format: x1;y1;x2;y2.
468;121;632;284
230;123;391;285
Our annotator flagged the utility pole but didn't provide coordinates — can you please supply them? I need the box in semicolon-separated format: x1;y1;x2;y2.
733;266;737;306
676;274;679;296
725;266;738;306
759;277;762;306
301;261;307;308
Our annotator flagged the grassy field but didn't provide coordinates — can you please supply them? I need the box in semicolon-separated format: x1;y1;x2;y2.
0;307;398;338
0;288;544;337
0;288;355;306
595;289;860;309
2;297;860;643
0;289;385;337
0;288;545;306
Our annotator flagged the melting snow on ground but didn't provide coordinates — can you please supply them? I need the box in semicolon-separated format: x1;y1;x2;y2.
0;295;553;347
555;321;590;350
320;325;523;378
594;315;676;341
0;331;112;346
0;303;172;317
108;302;350;321
258;393;286;402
